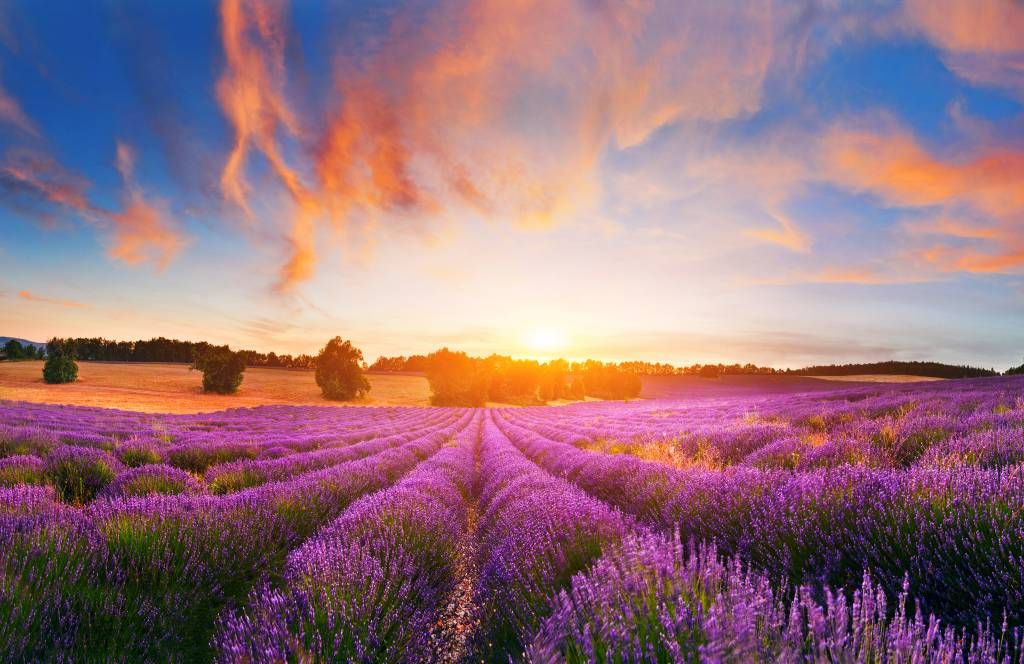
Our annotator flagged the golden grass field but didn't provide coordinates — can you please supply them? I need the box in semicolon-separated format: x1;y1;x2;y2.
0;361;431;413
0;361;947;414
808;374;945;383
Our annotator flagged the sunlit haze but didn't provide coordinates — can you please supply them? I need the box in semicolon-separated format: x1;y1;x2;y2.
2;1;1023;367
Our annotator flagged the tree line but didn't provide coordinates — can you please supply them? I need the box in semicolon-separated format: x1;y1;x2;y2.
422;349;641;406
42;336;370;400
2;340;46;360
787;361;998;379
43;337;317;369
372;355;1002;380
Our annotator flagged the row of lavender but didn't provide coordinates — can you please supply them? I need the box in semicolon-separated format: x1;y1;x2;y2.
0;402;475;660
0;403;461;501
506;376;1024;471
2;376;1024;661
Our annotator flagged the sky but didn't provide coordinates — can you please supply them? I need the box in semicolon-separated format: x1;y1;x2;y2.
1;0;1023;369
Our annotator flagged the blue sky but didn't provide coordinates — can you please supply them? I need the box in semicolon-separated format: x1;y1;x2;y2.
1;0;1023;368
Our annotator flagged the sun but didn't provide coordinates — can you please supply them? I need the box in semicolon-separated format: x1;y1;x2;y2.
522;327;569;354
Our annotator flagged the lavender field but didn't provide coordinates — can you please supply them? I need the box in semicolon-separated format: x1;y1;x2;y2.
2;377;1024;662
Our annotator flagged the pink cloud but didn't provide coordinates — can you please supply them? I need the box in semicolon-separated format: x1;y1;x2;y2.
906;0;1024;98
0;143;186;270
18;290;86;308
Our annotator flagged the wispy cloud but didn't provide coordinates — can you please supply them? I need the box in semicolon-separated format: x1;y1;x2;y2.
746;209;811;253
18;290;87;308
905;0;1024;98
216;0;319;289
0;82;38;136
0;142;187;269
818;117;1024;274
107;141;186;269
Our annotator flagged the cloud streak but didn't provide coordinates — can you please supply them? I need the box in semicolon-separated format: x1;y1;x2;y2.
18;290;86;308
819;118;1024;274
0;84;38;135
107;141;186;268
906;0;1024;98
0;143;186;269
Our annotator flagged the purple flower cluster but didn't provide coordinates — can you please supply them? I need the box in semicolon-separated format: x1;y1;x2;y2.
99;463;207;498
530;532;1021;663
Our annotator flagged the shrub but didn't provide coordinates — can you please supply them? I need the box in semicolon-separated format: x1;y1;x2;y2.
192;346;245;394
99;464;205;499
315;337;370;401
42;351;78;384
3;339;24;360
44;445;122;503
207;467;265;495
0;455;47;486
115;441;163;467
164;442;258;473
0;426;57;458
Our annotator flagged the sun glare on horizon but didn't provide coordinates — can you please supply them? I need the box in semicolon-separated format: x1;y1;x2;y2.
522;327;570;355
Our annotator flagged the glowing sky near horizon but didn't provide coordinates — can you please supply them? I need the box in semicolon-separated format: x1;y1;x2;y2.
1;0;1023;368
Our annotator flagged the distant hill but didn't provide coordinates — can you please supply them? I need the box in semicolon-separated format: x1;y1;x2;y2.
0;337;46;352
790;360;998;379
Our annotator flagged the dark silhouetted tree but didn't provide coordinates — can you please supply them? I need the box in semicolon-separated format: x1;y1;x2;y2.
43;347;78;384
3;339;24;360
315;337;370;401
191;346;245;394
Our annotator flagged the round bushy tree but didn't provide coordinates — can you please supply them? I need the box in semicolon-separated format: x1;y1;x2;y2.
192;346;245;394
315;337;370;401
4;339;24;360
42;351;78;384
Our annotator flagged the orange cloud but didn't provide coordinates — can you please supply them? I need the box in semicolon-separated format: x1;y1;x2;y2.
214;0;789;289
746;210;810;252
902;217;1003;241
822;124;1024;218
107;141;186;269
920;244;1024;274
906;0;1024;54
905;0;1024;97
0;143;185;269
18;290;86;308
216;0;320;289
0;149;93;213
748;267;930;287
821;121;1024;276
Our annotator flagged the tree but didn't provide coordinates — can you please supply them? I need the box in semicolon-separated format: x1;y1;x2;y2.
426;348;490;406
698;364;722;379
43;350;78;384
1007;361;1024;376
315;337;370;401
192;346;245;394
3;339;24;360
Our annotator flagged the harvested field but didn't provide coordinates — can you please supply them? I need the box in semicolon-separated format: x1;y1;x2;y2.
0;361;430;412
